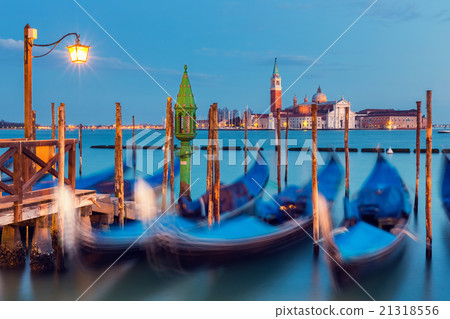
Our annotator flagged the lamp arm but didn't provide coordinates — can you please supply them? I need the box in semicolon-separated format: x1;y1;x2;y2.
32;33;80;58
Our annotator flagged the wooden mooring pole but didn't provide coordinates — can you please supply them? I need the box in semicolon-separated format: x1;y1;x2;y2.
50;102;56;243
32;110;36;140
244;108;248;175
78;124;82;176
345;107;349;199
276;108;281;194
162;97;172;212
32;110;36;172
311;103;319;256
169;107;175;205
58;104;65;189
213;103;220;224
207;106;214;227
56;103;65;271
51;102;56;139
414;101;422;216
132;115;136;177
425;91;432;260
285;111;289;183
115;103;125;228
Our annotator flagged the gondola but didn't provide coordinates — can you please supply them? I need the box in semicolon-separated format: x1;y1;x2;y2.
323;155;411;287
78;151;270;265
177;151;270;220
154;155;342;269
441;155;450;221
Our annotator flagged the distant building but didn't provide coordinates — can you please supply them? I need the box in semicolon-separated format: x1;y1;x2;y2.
270;58;282;113
356;109;426;129
250;59;356;130
287;86;356;129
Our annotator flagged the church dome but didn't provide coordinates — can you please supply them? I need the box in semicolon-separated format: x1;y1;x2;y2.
312;86;327;104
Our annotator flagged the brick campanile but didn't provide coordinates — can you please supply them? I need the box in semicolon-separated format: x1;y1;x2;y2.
270;58;282;113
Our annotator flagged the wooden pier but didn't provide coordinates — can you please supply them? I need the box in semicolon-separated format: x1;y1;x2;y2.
0;138;99;270
0;139;96;223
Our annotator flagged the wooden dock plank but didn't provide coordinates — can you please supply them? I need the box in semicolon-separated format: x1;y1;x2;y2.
0;189;96;227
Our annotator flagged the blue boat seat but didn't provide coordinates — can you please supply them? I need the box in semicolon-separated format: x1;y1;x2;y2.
334;221;396;261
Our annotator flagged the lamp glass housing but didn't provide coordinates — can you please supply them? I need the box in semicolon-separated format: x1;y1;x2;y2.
67;44;90;63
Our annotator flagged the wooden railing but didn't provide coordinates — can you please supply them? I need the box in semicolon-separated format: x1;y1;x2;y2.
0;139;77;222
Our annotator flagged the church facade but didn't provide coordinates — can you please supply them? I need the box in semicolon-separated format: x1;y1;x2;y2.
251;59;356;130
288;86;356;129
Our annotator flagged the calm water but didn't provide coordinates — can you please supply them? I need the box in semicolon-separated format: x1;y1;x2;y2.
0;128;449;301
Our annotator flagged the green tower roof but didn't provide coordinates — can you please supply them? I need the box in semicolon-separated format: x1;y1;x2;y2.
176;65;197;109
273;58;279;75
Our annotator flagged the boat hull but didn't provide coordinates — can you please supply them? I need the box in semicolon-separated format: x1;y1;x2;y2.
327;231;408;288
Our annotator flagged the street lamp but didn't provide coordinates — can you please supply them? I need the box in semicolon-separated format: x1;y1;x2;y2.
23;24;90;141
66;38;90;63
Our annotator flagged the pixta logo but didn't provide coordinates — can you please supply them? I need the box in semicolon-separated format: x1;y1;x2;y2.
125;129;326;175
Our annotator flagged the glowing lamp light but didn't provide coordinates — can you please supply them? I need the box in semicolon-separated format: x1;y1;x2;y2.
67;41;90;63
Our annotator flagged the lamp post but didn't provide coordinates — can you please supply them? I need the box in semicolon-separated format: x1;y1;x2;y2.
23;24;90;141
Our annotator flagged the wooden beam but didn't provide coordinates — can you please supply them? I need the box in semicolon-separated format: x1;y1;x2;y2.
207;106;214;227
311;103;319;256
13;142;23;223
276;108;281;193
58;104;65;189
425;91;432;260
115;102;125;227
79;124;82;176
285;110;289;183
213;103;220;223
244;108;248;175
162;97;172;212
414;101;421;216
345;107;349;199
51;103;56;140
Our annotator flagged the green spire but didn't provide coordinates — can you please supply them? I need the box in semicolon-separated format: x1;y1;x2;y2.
273;58;279;75
176;64;197;110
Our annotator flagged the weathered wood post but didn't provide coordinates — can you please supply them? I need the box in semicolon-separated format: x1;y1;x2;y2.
132;115;136;177
425;91;432;260
115;103;125;228
162;97;172;212
50;102;57;244
32;110;36;172
13;143;23;223
25;226;29;253
56;103;65;271
345;107;350;199
169;106;175;205
244;108;248;175
414;101;422;216
51;102;56;140
32;110;36;140
213;103;220;223
58;104;65;189
285;111;289;183
24;24;33;142
311;103;319;256
78;124;82;176
207;106;214;227
276;108;281;193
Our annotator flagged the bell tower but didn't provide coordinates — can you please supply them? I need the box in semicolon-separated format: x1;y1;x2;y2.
270;58;282;113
